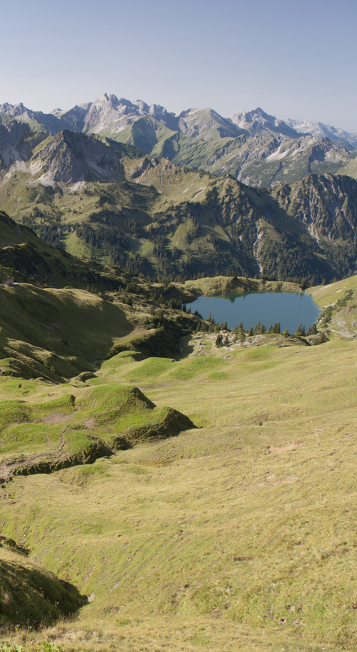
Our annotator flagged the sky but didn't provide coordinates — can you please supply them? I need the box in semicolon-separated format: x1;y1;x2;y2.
1;0;357;131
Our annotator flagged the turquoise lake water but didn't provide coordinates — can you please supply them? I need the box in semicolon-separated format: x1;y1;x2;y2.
185;292;321;332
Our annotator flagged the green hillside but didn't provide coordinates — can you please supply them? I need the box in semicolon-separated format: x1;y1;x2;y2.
0;273;357;650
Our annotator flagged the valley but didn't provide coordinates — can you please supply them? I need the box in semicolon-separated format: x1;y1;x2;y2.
0;96;357;652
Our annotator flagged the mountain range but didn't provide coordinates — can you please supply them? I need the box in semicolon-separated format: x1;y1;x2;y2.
0;94;357;282
1;94;357;188
0;124;356;283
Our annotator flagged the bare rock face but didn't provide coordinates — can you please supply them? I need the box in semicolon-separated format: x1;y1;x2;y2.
273;172;357;244
29;130;126;184
0;121;46;168
229;107;300;139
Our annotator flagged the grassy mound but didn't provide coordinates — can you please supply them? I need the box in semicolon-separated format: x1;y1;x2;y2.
0;383;194;481
75;384;195;448
0;537;83;627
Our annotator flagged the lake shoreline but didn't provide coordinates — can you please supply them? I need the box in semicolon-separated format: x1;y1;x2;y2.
185;290;321;333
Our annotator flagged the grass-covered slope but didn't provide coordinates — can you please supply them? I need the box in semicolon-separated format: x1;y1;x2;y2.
0;282;135;381
0;535;84;627
1;277;357;650
0;210;132;291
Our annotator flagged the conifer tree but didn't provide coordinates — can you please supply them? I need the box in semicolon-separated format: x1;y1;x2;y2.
248;326;253;336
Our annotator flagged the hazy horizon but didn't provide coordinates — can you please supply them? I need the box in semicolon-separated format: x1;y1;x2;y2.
2;0;357;132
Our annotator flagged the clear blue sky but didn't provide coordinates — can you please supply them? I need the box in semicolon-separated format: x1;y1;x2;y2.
2;0;357;131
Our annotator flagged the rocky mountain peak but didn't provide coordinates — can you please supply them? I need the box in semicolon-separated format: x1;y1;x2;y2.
229;108;299;139
133;100;150;114
286;117;357;148
94;93;121;107
0;102;29;119
28;129;125;185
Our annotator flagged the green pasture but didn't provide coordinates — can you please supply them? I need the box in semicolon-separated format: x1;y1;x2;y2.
0;278;357;650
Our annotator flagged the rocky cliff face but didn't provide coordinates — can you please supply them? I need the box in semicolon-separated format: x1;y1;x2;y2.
273;173;357;244
0;121;46;169
28;131;126;184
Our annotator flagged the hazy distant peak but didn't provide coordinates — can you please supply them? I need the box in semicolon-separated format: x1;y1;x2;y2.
1;93;357;156
0;102;28;117
176;108;199;118
133;99;150;114
94;92;120;106
286;117;357;147
229;107;301;139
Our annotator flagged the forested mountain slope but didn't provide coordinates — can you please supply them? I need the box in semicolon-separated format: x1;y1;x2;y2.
0;126;356;282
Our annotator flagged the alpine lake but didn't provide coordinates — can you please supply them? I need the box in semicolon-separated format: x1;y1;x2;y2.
185;291;321;333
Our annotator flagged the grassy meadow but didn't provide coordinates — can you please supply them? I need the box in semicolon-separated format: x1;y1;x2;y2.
0;274;357;650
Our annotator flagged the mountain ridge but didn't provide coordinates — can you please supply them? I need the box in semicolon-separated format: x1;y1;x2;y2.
1;94;356;189
3;93;356;146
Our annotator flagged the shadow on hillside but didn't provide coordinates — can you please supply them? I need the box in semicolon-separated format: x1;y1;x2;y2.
0;285;135;382
179;335;194;357
0;556;87;628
